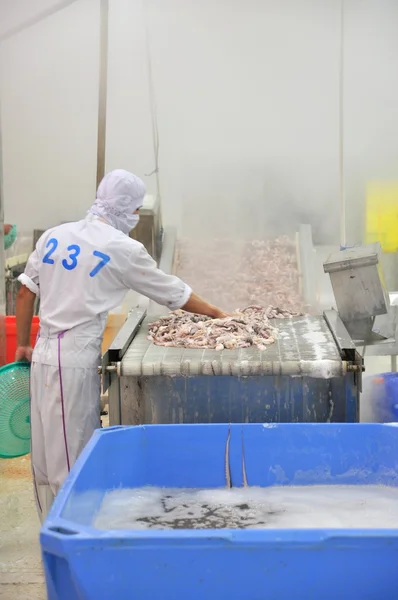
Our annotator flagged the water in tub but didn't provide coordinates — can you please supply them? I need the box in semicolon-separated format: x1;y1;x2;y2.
93;485;398;530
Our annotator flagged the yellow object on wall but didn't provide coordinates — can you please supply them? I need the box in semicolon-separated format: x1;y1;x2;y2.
365;182;398;253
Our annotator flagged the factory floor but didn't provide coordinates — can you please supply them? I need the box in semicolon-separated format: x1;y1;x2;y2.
0;406;110;599
0;455;44;598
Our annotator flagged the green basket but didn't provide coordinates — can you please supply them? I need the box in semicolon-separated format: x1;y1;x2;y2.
0;362;31;459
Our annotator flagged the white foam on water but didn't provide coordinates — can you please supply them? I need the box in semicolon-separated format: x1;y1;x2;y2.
93;485;398;531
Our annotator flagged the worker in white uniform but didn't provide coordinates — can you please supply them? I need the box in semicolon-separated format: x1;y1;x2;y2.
16;169;227;523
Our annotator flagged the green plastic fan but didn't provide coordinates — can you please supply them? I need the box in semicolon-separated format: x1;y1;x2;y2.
0;362;31;459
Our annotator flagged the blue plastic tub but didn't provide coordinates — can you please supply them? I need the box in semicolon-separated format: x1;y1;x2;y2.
367;372;398;422
41;423;398;600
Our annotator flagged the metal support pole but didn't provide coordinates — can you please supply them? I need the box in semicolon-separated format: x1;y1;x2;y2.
108;373;122;426
0;106;5;312
96;0;109;188
339;0;346;249
0;95;6;364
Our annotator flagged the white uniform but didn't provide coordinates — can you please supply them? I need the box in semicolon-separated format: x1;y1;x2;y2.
19;171;191;522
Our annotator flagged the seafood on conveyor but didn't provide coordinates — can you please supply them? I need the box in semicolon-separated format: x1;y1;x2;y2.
148;305;302;351
175;236;305;314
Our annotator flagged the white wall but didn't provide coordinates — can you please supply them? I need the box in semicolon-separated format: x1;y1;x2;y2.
1;0;398;242
0;0;100;231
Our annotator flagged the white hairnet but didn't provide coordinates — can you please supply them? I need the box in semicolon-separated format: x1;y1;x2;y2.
89;169;146;234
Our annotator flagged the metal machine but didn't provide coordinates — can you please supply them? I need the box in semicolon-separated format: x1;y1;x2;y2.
323;243;394;341
324;243;398;368
102;225;376;427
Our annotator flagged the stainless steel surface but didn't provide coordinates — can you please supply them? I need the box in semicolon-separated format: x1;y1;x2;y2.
107;227;367;425
101;308;146;393
323;309;364;392
119;371;358;425
323;309;357;355
130;194;163;261
33;230;45;249
159;226;177;274
121;315;344;379
109;230;361;426
96;0;109;188
323;243;390;330
342;288;398;363
108;373;122;426
5;276;20;315
297;224;317;308
324;243;381;271
371;310;395;340
341;306;398;357
360;345;398;357
312;245;338;311
109;309;146;360
4;259;40;316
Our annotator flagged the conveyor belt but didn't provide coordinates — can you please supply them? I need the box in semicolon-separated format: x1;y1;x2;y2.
121;315;343;379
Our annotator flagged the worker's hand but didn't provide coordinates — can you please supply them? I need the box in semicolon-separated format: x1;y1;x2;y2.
181;293;231;320
4;224;12;235
212;308;230;319
15;346;33;363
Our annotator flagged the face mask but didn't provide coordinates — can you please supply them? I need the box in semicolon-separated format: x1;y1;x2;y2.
4;224;17;250
89;203;141;235
129;214;140;231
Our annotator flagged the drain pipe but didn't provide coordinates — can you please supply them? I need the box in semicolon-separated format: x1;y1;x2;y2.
96;0;109;188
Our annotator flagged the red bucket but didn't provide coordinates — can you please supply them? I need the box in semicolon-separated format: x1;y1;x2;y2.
5;316;40;364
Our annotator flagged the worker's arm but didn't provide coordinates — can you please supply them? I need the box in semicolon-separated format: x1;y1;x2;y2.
15;285;36;362
122;244;228;319
181;292;227;319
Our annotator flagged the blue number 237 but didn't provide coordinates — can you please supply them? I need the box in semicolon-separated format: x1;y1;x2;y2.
42;239;110;277
89;251;111;278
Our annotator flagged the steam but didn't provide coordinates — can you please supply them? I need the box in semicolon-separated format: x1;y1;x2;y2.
1;0;398;248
